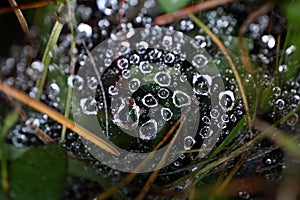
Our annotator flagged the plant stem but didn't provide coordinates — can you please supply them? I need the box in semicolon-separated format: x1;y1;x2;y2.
61;0;76;140
0;106;20;198
7;0;28;32
36;20;63;100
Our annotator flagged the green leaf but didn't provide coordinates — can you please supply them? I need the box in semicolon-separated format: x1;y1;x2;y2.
0;144;31;161
0;143;67;200
158;0;190;13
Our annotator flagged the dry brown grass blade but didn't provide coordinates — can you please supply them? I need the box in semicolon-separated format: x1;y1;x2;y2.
97;115;185;199
154;0;237;25
0;0;55;14
7;0;29;32
239;2;274;73
0;80;120;156
135;115;186;200
189;14;252;129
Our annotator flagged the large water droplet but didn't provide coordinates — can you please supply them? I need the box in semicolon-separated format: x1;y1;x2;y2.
219;90;235;111
139;119;158;140
173;90;191;108
161;107;173;121
139;61;153;74
142;93;158;107
154;72;171;87
193;74;209;95
113;98;140;130
80;97;98;115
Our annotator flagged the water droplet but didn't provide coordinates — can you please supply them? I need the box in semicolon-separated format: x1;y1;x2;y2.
287;114;298;126
158;88;170;99
87;76;98;90
164;52;175;64
136;41;148;54
261;34;275;48
80;97;98;115
129;54;140;64
22;118;40;134
139;119;158;140
199;126;212;138
193;74;209;95
210;109;219;119
139;61;153;74
31;61;44;72
68;75;84;91
183;136;195;150
108;85;118;95
149;49;162;60
117;58;129;69
50;83;60;95
142;93;158;107
202;116;211;124
275;99;285;110
154;72;171;86
162;35;172;47
273;86;281;96
77;23;92;38
122;69;131;79
113;98;140;130
219;91;235;111
172;90;191;108
192;54;208;68
129;78;140;92
161;107;173;121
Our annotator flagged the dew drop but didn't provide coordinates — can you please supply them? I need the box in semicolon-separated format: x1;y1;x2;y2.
172;90;191;108
117;58;129;69
161;107;173;121
139;119;158;140
158;88;170;99
193;74;209;95
136;41;148;54
129;78;140;92
199;126;213;138
108;85;118;95
87;76;98;90
80;97;98;115
210;109;219;119
192;54;208;68
121;69;131;79
68;75;84;91
139;61;153;74
154;72;171;87
164;52;175;64
275;99;285;110
219;90;235;111
142;93;158;107
77;23;92;38
183;136;196;150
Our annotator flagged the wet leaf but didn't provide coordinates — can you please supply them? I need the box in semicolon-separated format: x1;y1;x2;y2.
0;143;67;200
0;144;31;161
158;0;189;13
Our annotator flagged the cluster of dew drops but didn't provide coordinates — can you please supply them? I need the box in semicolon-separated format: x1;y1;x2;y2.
0;0;300;197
